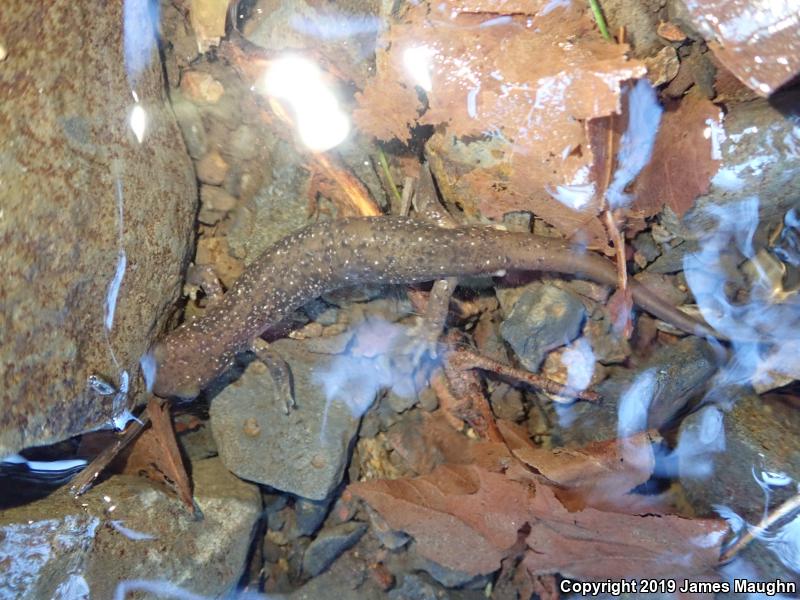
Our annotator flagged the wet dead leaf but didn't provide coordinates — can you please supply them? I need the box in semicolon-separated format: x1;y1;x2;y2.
353;73;420;142
351;462;726;580
353;414;724;586
387;411;515;476
121;398;195;513
350;464;537;575
679;0;800;96
439;0;554;14
632;92;723;217
354;1;645;247
520;480;726;581
497;421;656;495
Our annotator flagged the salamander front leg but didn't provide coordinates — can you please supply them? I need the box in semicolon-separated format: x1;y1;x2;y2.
251;338;296;414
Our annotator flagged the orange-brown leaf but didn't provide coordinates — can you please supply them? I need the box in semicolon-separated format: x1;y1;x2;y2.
353;1;644;248
350;464;537;575
351;463;726;580
122;398;195;513
521;480;725;581
498;421;658;508
632;92;723;217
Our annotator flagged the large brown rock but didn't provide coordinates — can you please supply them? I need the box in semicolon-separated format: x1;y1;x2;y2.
0;1;196;454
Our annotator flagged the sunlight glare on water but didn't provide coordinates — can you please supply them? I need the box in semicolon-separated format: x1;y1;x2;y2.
256;56;349;152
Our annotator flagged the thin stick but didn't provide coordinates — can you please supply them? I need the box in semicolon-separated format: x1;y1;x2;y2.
399;176;414;217
378;147;403;207
69;413;150;496
719;492;800;563
604;210;628;292
588;0;612;42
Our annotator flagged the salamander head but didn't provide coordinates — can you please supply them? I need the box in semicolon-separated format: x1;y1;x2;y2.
141;336;231;399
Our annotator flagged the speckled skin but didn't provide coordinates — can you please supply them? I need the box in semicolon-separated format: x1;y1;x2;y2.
148;217;714;398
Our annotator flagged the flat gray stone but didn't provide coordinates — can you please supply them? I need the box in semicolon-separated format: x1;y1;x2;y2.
0;458;261;599
553;337;719;446
387;575;439;600
210;338;375;500
225;137;313;264
680;96;800;246
293;497;332;538
302;521;368;577
500;283;586;371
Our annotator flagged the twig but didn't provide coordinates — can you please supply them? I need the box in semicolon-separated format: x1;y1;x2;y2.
378;147;403;207
588;0;612;42
603;210;628;292
399;176;414;217
719;492;800;563
69;413;150;497
603;210;634;337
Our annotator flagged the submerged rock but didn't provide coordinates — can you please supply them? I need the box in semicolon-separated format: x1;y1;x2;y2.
302;521;368;577
678;392;800;585
0;0;196;454
681;96;800;245
0;458;261;599
553;337;718;446
500;283;586;372
210;338;371;500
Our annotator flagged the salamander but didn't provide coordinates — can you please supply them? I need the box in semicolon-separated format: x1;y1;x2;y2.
145;216;716;398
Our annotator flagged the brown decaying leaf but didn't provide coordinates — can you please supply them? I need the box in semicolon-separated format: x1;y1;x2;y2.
353;1;644;249
122;398;195;513
439;0;551;14
520;478;726;581
353;415;726;583
496;421;663;512
632;91;723;218
351;463;726;580
351;464;537;575
679;0;800;96
352;75;420;143
497;421;654;491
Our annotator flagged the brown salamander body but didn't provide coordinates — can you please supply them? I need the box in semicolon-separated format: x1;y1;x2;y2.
146;216;714;398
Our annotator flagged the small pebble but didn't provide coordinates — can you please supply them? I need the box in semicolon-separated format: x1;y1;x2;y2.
657;21;687;42
288;321;324;339
370;562;395;591
200;184;237;212
644;46;680;87
0;43;7;61
197;150;229;185
242;417;261;437
302;521;367;577
181;70;224;104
